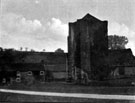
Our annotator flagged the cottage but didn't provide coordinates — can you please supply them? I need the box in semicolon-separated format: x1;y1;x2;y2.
1;63;45;84
0;62;67;85
0;51;67;84
10;63;67;83
108;49;135;78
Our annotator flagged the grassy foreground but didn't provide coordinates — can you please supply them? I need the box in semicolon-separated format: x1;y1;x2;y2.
0;92;134;103
0;82;135;102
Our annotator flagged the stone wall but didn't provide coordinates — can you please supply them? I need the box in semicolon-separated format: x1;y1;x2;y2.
68;14;108;81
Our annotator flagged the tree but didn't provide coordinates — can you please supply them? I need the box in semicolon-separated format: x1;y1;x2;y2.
43;49;46;52
2;49;15;63
20;47;23;51
55;48;64;53
0;47;3;51
30;49;35;52
25;47;28;51
108;35;128;50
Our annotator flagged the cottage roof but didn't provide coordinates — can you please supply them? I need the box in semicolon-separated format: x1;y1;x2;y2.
9;63;66;72
13;51;67;64
10;63;44;71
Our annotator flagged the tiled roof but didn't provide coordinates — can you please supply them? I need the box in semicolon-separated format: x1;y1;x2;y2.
9;63;66;72
10;63;44;71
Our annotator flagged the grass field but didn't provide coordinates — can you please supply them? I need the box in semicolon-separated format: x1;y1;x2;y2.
2;82;135;95
1;92;134;103
0;82;135;102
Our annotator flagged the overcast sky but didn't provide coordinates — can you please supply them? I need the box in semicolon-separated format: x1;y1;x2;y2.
0;0;135;55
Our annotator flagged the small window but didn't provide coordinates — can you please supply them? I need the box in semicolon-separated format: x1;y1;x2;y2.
27;71;32;75
40;71;45;75
16;77;21;82
2;78;6;83
17;71;21;77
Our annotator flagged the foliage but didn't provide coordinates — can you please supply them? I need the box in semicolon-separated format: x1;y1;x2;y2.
55;48;64;53
0;47;3;51
108;35;128;50
43;49;46;52
0;49;15;64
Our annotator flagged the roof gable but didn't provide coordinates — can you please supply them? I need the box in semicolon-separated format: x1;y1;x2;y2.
80;13;101;22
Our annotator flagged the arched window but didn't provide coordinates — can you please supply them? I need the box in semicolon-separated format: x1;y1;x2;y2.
27;71;32;75
17;71;21;77
40;71;45;75
16;77;21;82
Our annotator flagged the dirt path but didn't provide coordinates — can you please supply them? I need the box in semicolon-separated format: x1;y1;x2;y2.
0;89;135;100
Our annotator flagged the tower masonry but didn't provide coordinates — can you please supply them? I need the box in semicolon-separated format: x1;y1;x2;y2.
68;14;108;82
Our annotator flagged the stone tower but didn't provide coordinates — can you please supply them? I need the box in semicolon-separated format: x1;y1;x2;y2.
67;14;108;82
